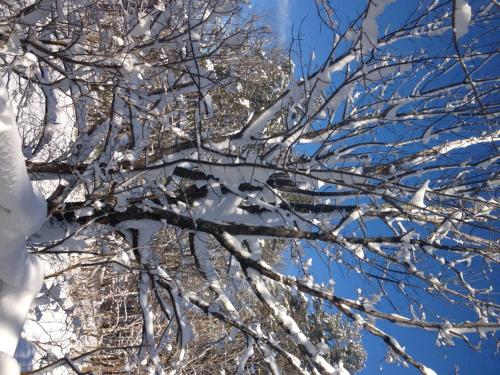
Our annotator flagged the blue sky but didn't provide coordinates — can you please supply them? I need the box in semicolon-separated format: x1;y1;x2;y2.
251;1;499;374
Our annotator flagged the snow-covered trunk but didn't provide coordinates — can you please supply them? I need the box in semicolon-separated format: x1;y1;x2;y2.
0;84;46;374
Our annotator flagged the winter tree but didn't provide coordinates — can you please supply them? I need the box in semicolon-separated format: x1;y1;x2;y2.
0;0;498;374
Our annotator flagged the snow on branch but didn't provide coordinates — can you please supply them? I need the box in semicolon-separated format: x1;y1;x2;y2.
1;0;498;374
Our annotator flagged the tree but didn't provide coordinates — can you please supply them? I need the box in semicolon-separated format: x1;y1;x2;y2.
0;0;498;374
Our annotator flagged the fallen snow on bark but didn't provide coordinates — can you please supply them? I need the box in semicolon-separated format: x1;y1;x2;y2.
0;82;46;372
454;0;472;40
243;246;337;373
21;274;79;374
421;365;438;375
0;352;20;375
362;0;394;52
0;105;47;249
235;336;255;375
334;361;350;375
332;205;367;236
192;232;239;319
409;180;430;209
0;81;46;289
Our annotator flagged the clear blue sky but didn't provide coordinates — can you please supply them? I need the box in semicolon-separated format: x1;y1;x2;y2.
251;1;499;374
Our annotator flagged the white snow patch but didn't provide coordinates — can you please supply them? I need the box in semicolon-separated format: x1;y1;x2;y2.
361;0;394;52
0;82;45;365
421;365;438;375
454;0;472;40
239;98;250;108
409;180;430;208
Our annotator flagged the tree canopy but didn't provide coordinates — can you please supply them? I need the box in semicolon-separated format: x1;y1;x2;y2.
0;0;498;374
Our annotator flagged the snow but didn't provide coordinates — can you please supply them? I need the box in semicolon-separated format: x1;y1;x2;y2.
258;339;281;375
235;336;255;375
0;352;20;375
0;83;46;289
409;180;430;208
112;250;131;272
239;98;250;108
130;13;152;38
303;257;313;272
422;125;433;145
0;82;45;372
75;207;94;219
138;272;157;364
21;273;79;375
454;0;472;40
421;365;438;375
247;267;336;373
235;53;353;143
0;124;47;246
361;0;394;52
352;244;365;260
0;282;44;361
112;35;125;46
1;1;496;373
192;232;239;319
332;206;366;236
334;361;350;375
19;0;51;25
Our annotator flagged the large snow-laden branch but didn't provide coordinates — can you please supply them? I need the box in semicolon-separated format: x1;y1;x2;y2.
211;231;498;375
183;292;311;375
190;232;240;319
211;233;476;375
213;231;499;330
228;53;355;144
0;83;46;374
